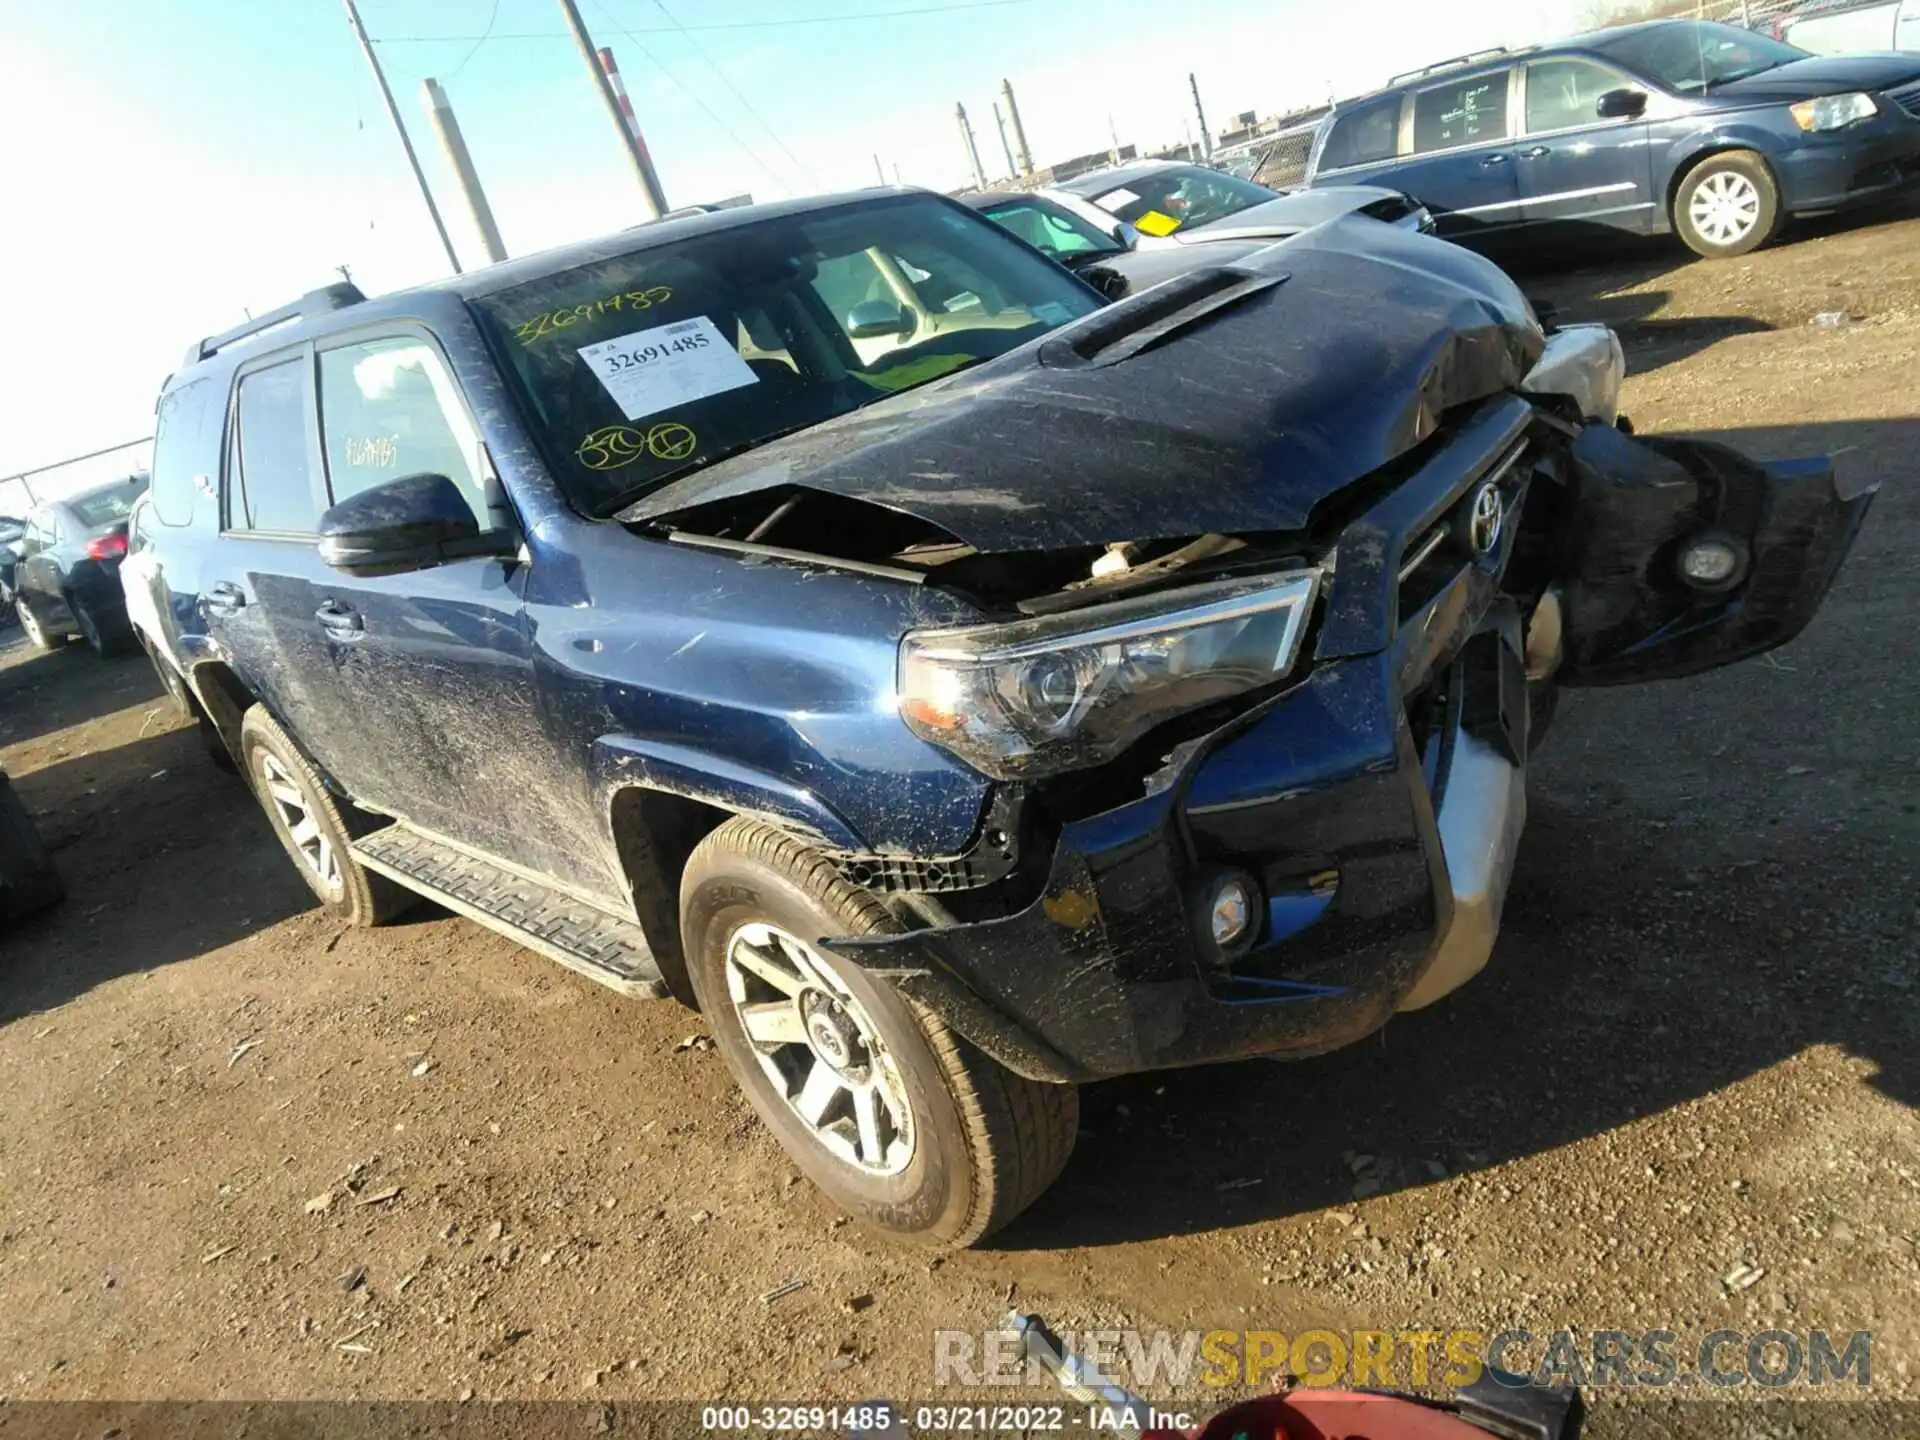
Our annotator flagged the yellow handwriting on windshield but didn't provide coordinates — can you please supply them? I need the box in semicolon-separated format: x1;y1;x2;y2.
515;287;674;346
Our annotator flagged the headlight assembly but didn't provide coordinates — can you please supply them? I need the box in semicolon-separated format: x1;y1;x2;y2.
1789;92;1878;132
899;571;1319;779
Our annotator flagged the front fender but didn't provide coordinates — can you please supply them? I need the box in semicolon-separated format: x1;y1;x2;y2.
588;735;865;850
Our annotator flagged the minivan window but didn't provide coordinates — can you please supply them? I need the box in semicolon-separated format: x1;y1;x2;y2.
318;336;488;518
1412;73;1510;153
469;193;1101;517
1320;96;1401;171
150;376;221;527
229;360;321;534
1593;20;1805;95
1526;57;1630;134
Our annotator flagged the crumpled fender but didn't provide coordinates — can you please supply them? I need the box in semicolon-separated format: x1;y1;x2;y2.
1556;423;1878;686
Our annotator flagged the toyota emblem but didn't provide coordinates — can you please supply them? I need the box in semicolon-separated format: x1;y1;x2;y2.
1468;482;1505;557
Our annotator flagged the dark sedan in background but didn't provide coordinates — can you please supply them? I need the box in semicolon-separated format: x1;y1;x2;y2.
13;476;147;656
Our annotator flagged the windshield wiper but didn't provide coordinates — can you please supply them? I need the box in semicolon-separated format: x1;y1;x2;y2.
1707;60;1786;88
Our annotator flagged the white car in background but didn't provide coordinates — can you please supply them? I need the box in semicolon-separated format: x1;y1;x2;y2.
1774;0;1920;54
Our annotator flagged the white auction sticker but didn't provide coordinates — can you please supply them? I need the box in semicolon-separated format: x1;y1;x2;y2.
577;315;758;422
1093;187;1140;213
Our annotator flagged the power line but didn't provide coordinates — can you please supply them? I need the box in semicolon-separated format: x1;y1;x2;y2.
582;0;798;195
443;0;503;79
642;0;821;188
369;0;1032;42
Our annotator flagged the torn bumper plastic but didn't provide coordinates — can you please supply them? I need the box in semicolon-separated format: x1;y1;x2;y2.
1556;424;1879;686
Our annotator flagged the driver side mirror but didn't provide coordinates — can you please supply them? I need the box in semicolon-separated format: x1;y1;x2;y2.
1596;88;1648;120
318;472;513;578
845;300;913;340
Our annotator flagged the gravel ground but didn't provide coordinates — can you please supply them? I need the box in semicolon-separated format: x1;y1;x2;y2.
2;204;1916;1436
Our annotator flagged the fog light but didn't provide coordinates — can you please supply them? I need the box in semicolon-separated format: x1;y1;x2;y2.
1676;531;1748;591
1196;871;1259;958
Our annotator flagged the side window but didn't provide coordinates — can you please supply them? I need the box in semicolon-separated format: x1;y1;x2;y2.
317;336;488;520
1412;73;1510;154
150;376;221;527
229;360;322;535
1526;58;1627;133
1320;96;1401;171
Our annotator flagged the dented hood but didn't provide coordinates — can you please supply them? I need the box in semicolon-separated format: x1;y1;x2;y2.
629;216;1543;553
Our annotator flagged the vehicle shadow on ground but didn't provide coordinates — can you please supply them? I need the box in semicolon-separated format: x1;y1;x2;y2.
1004;415;1918;1251
0;638;158;748
0;724;310;1027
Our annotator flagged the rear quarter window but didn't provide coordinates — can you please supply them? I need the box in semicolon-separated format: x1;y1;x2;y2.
1320;96;1401;171
150;376;223;527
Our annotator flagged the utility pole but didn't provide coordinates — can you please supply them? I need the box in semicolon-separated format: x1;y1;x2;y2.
556;0;666;218
991;103;1018;181
342;0;462;273
873;153;887;186
422;80;508;264
1189;72;1213;160
955;103;986;190
596;47;670;215
999;78;1033;177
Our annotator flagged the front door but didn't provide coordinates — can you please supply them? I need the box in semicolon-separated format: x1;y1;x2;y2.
303;328;597;893
1395;69;1523;240
1515;57;1655;231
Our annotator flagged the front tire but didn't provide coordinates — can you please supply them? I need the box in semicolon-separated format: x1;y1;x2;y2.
237;705;412;926
680;817;1077;1248
16;598;56;653
1673;151;1780;258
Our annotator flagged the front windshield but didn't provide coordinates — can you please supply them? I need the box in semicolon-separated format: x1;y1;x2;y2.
1594;21;1807;94
976;196;1125;261
469;194;1101;517
1086;166;1278;236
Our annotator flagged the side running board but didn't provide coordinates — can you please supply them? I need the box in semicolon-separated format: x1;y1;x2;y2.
352;824;666;999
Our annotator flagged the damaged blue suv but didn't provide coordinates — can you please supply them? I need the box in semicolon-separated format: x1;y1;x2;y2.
127;192;1873;1246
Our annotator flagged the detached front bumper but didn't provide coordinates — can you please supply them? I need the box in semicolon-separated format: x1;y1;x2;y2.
826;398;1542;1084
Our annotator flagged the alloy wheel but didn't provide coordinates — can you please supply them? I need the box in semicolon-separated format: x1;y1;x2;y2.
17;602;46;648
723;921;915;1176
1689;171;1761;247
256;751;343;897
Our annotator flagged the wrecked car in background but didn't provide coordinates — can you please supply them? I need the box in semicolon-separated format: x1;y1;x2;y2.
126;191;1875;1247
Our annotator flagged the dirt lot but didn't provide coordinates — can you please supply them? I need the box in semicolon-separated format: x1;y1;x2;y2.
2;205;1917;1435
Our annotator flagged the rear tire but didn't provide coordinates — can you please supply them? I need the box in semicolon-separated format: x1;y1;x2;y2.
72;596;133;657
1673;151;1780;258
237;705;413;926
16;599;56;653
680;817;1077;1248
0;771;63;923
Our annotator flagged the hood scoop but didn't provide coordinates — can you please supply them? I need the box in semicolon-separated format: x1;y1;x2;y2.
1039;269;1286;370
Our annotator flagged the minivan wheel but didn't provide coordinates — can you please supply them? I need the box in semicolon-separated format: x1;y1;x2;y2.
1673;151;1780;258
237;705;413;926
16;599;55;653
680;817;1078;1248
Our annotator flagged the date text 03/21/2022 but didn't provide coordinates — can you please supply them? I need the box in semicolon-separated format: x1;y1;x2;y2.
698;1403;1198;1433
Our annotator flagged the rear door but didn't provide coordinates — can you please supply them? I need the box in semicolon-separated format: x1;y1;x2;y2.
1515;56;1655;231
207;350;340;743
1395;69;1524;239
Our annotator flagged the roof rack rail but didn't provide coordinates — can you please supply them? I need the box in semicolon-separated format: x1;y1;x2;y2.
1387;46;1514;86
185;280;366;366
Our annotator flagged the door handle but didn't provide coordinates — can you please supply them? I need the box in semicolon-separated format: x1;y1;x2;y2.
1480;152;1512;167
1519;145;1551;159
205;582;246;616
315;599;364;637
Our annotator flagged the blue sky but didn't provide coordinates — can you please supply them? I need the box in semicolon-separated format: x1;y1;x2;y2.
0;0;1591;503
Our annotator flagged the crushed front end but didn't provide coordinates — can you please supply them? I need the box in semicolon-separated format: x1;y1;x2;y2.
822;379;1874;1084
